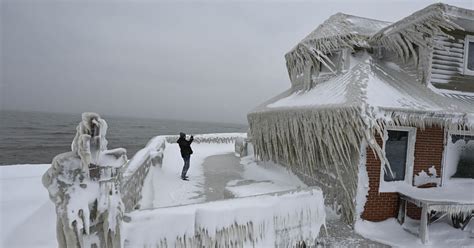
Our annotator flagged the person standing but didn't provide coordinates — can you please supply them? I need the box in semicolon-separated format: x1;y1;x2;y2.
177;132;194;180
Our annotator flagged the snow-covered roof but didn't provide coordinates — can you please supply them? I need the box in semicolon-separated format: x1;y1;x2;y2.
292;13;390;51
285;3;474;84
285;13;391;81
257;53;474;126
369;3;473;65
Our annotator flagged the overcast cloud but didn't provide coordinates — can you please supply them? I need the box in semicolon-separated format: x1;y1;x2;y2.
1;0;472;124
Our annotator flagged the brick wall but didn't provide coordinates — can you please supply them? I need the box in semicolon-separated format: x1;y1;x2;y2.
361;126;445;221
361;134;400;221
407;126;444;219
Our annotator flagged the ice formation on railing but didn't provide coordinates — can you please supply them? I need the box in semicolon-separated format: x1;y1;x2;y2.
122;136;167;178
42;113;127;248
121;136;166;211
123;188;325;247
165;133;247;144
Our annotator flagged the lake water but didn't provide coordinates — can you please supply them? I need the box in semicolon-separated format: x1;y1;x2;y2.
0;111;247;165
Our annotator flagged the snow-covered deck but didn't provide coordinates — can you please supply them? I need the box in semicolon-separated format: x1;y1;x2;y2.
136;135;306;208
395;179;474;205
391;179;474;244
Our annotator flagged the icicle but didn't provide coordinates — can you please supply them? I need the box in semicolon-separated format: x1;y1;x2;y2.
369;3;463;68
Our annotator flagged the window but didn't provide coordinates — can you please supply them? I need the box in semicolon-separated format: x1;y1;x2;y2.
319;51;342;74
379;127;416;190
384;130;409;181
463;35;474;76
444;133;474;180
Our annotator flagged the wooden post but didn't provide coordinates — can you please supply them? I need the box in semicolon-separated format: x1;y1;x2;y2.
419;203;429;244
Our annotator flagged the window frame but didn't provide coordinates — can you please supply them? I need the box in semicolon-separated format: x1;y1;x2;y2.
441;129;474;184
379;126;417;192
463;35;474;76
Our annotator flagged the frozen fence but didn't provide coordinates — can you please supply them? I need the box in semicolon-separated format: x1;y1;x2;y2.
165;133;247;144
121;136;166;211
123;187;326;247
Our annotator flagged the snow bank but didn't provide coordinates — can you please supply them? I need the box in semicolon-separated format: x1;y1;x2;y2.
355;218;473;247
239;155;306;188
413;166;440;186
124;188;325;247
225;155;306;198
0;164;56;248
225;181;297;197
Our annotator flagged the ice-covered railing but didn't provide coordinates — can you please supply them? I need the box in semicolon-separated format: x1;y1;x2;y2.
123;187;326;247
121;136;166;211
165;132;246;144
120;133;247;211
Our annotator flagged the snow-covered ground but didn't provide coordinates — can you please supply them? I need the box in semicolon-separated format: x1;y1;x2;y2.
139;142;238;208
225;155;306;197
356;217;474;248
0;164;56;248
139;138;308;208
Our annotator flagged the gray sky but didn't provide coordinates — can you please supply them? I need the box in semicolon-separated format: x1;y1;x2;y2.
1;0;472;124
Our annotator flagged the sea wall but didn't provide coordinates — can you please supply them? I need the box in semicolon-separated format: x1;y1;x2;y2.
123;188;326;247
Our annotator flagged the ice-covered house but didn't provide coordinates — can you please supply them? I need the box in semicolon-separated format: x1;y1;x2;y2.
248;3;474;242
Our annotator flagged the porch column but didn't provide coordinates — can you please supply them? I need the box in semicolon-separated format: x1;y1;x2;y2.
419;203;429;244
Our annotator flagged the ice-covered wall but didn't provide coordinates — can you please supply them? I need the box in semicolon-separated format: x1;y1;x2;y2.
42;113;127;248
123;188;326;247
121;136;166;211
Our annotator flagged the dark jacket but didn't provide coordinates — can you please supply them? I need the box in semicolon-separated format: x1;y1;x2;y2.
177;136;194;157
